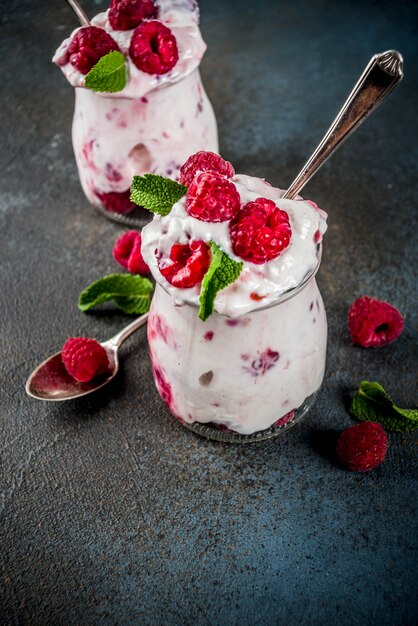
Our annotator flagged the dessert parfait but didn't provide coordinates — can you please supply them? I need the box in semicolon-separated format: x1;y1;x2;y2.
137;151;328;441
53;0;218;221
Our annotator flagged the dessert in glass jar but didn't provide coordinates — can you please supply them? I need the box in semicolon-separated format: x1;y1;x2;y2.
138;151;328;441
53;0;218;223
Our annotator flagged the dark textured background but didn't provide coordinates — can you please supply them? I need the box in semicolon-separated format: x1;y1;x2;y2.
1;0;417;624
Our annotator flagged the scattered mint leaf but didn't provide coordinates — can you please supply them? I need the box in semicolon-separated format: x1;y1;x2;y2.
199;242;243;321
79;274;153;315
130;174;187;215
350;381;418;432
85;51;127;93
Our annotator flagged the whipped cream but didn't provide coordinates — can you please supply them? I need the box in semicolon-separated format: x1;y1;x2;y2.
142;174;328;316
53;0;206;99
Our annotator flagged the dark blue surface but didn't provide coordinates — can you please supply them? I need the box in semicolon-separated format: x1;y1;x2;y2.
1;0;417;624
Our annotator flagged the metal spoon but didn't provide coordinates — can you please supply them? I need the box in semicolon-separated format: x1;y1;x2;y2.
26;314;148;401
25;49;403;401
65;0;90;26
283;50;403;199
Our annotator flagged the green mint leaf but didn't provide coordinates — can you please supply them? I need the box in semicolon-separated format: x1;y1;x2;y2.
349;381;418;432
79;274;153;315
130;174;187;215
85;51;127;93
199;242;243;321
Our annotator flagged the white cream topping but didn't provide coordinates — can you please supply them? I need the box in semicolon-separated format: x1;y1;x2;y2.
53;0;206;99
141;174;328;317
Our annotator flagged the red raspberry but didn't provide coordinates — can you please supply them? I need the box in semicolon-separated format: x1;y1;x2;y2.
109;0;158;31
67;26;120;75
113;230;150;275
159;241;211;288
62;337;109;383
95;189;136;214
229;197;292;264
348;296;404;348
186;172;241;222
337;422;387;471
179;151;235;186
129;21;178;75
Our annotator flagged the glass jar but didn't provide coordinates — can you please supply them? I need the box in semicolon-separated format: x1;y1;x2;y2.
147;257;327;442
72;69;218;226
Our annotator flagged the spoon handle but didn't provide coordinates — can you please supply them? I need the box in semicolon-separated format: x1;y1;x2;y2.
65;0;90;26
106;312;149;349
282;50;403;200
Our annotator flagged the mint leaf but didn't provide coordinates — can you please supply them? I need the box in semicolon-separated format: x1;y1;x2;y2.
130;174;187;215
79;274;153;315
85;51;127;93
199;242;243;321
350;381;418;432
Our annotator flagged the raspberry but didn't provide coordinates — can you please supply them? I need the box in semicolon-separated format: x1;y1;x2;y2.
113;230;150;275
348;296;404;348
62;337;109;383
337;422;387;471
158;241;210;288
229;197;292;264
67;26;120;75
179;151;235;186
109;0;158;31
129;21;178;75
95;189;136;214
186;172;241;222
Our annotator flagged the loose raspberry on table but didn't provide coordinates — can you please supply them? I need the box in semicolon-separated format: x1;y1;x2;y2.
229;197;292;264
62;337;109;383
129;21;178;75
186;172;241;222
113;230;150;275
179;151;235;186
337;422;387;471
95;189;136;214
158;241;211;288
109;0;158;31
348;296;404;348
67;26;120;74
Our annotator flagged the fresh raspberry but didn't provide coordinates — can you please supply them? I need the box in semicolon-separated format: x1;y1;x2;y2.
129;21;178;75
229;197;292;264
337;422;387;471
186;172;241;222
67;26;120;75
113;230;150;275
62;337;109;383
158;241;210;288
95;189;136;214
348;296;404;348
109;0;158;31
179;151;235;186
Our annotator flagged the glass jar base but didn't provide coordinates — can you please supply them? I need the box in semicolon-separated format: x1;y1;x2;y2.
92;203;151;228
171;390;319;443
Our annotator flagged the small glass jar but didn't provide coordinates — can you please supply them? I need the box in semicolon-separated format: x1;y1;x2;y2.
72;69;218;226
147;254;327;442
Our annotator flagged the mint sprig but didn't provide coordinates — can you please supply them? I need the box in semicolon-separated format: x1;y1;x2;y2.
199;242;243;321
350;381;418;432
130;174;187;216
85;51;127;93
79;274;153;315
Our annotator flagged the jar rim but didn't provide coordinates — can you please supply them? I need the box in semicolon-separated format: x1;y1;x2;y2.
156;244;323;318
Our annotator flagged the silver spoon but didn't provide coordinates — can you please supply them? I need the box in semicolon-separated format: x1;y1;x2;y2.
25;49;403;401
26;314;148;401
65;0;90;26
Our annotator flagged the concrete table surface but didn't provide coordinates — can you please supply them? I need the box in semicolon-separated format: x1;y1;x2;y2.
1;0;417;624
